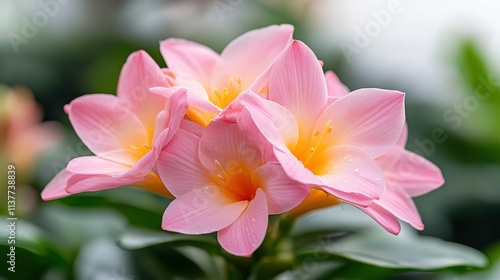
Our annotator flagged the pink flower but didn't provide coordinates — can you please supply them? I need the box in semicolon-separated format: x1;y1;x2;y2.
0;85;62;177
157;119;309;257
322;72;445;233
160;24;294;126
41;51;187;200
360;126;445;233
224;40;406;208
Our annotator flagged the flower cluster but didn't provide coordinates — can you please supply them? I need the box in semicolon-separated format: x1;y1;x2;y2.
41;25;444;257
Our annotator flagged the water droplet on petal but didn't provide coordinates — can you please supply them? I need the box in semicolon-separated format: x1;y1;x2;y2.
354;168;359;173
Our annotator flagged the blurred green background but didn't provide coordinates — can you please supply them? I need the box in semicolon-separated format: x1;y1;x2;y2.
1;0;499;279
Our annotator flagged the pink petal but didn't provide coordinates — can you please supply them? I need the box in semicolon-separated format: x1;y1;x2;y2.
132;88;188;175
41;169;72;200
216;24;294;88
66;173;143;194
315;145;386;206
253;163;309;214
179;119;205;138
157;129;210;197
358;203;402;234
64;156;144;194
227;91;299;151
375;188;424;230
198;121;262;175
218;188;268;257
325;70;349;99
150;87;187;144
315;88;405;158
273;148;322;186
65;94;148;165
160;38;219;86
117;50;171;134
150;86;220;117
378;147;444;197
396;124;408;148
269;40;328;135
67;156;132;175
162;185;249;234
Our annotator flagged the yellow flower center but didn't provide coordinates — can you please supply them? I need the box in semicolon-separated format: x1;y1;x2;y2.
130;143;152;158
294;119;334;174
212;159;259;202
210;76;244;109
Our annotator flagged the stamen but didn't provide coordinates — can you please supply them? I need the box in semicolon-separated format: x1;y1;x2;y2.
215;159;224;173
217;174;226;183
303;119;333;166
130;143;151;157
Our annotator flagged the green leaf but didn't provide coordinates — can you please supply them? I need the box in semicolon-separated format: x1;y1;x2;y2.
118;227;220;253
0;216;69;279
174;246;227;280
0;215;64;258
297;225;488;270
436;240;500;279
292;204;379;237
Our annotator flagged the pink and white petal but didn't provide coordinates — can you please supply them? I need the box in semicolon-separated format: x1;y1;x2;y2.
253;163;309;214
157;129;210;197
316;88;405;158
179;119;205;138
162;185;248;234
198;121;262;174
382;148;444;197
218;189;268;257
117;50;170;133
160;38;219;86
358;203;401;235
274;148;322;186
151;86;220;118
65;94;148;165
396;124;408;148
218;91;299;152
376;146;401;172
325;70;349;99
41;169;73;200
375;188;424;230
126;108;185;178
217;24;294;87
269;41;328;134
67;156;132;175
151;88;188;146
315;145;386;206
66;173;143;194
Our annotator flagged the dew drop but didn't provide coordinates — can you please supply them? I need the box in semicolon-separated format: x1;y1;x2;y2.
354;168;359;173
251;217;256;222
